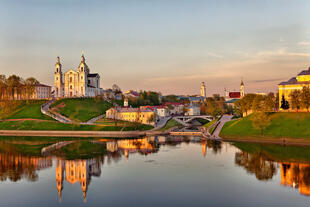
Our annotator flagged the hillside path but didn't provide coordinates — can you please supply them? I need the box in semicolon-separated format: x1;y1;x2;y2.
212;115;233;139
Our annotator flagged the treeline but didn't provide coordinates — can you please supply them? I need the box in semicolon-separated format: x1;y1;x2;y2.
128;91;161;107
0;75;39;100
234;93;278;117
201;94;231;118
282;86;310;111
234;93;278;135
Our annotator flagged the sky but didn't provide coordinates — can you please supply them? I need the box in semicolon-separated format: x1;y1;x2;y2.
0;0;310;96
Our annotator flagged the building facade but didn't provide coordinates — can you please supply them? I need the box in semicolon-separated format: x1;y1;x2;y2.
200;82;206;97
31;84;51;99
279;67;310;110
54;55;102;98
106;107;155;125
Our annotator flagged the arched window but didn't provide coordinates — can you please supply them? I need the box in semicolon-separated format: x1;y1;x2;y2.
81;67;84;71
70;77;72;82
81;76;83;80
70;85;72;89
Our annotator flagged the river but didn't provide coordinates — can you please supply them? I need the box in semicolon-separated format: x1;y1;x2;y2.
0;136;309;207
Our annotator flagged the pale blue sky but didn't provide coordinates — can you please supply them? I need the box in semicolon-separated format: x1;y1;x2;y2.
1;0;310;95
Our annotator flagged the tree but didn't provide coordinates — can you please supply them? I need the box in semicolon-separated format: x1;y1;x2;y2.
301;86;310;112
251;112;270;135
290;90;301;112
280;95;289;110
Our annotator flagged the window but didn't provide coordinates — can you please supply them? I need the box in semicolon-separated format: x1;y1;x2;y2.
56;77;58;81
70;85;72;89
88;80;90;84
81;67;84;71
81;76;83;80
70;77;72;82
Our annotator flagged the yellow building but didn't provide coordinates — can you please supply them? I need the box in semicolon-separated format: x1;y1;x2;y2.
106;107;155;125
279;67;310;110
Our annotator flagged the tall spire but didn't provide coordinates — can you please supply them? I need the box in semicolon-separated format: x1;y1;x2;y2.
240;78;244;86
81;54;85;63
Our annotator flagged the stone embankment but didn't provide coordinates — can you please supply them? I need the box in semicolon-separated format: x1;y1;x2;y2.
0;129;167;138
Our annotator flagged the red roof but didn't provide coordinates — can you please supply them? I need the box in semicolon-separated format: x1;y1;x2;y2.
229;92;241;99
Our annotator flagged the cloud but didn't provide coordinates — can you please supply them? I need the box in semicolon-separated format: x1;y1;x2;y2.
206;52;223;59
251;78;285;83
298;42;310;46
253;48;310;58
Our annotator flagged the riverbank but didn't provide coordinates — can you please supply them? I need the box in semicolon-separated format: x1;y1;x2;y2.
220;112;310;146
0;129;167;138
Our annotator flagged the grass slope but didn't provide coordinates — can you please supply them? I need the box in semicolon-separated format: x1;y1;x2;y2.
51;98;112;122
2;100;52;120
0;120;153;131
221;112;310;139
159;119;181;131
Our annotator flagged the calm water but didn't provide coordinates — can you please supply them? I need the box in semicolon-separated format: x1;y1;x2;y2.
0;136;310;207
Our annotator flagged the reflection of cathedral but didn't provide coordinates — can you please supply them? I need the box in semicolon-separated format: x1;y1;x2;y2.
56;158;101;202
281;163;310;196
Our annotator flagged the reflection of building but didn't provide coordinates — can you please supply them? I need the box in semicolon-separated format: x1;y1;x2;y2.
56;158;101;202
281;163;310;196
106;139;157;160
0;154;52;182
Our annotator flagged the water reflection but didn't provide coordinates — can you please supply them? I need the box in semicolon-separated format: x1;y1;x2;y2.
0;137;310;203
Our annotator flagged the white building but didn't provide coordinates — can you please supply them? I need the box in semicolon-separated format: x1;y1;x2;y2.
32;84;51;99
156;106;169;117
185;105;200;116
54;55;103;98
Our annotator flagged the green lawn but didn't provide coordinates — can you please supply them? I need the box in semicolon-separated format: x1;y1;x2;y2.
50;98;112;122
0;100;52;120
221;112;310;139
204;119;216;129
159;119;182;131
2;100;52;120
0;120;153;131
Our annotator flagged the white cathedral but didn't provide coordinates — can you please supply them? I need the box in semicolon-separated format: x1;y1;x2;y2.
54;55;103;98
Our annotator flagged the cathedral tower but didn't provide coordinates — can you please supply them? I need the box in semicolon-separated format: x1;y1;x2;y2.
240;79;245;98
78;54;88;96
54;56;64;98
200;82;206;97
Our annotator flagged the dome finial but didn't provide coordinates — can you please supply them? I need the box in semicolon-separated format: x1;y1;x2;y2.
57;56;60;63
81;50;85;62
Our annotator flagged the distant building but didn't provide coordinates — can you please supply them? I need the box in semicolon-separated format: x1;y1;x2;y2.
54;55;103;98
106;107;155;125
279;67;310;111
124;90;139;99
224;79;245;106
200;82;206;97
31;84;52;99
185;105;200;116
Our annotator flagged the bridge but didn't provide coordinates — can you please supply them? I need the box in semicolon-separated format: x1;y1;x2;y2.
173;115;214;126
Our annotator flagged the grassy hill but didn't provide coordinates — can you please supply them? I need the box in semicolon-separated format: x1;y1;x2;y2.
1;100;52;120
50;98;112;122
220;112;310;140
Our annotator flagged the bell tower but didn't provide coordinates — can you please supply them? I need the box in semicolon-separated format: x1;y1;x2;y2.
54;56;63;98
240;79;245;98
78;54;88;96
